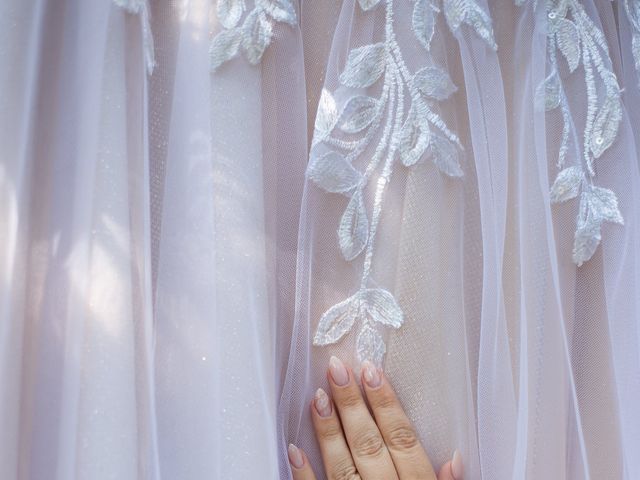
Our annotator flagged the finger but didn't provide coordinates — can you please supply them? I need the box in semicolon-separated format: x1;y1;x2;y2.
360;361;436;480
438;451;463;480
288;444;317;480
437;462;455;480
311;387;361;480
327;356;398;480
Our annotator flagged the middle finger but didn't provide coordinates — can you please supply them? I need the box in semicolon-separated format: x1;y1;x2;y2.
327;356;399;480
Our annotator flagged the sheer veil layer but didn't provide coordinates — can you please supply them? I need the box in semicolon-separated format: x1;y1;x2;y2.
0;0;639;479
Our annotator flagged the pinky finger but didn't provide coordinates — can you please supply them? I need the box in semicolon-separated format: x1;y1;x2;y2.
288;444;317;480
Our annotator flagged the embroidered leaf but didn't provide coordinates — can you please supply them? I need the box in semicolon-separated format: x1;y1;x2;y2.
314;89;339;143
535;71;561;111
590;95;622;159
633;32;640;74
260;0;297;25
339;190;369;261
588;186;624;225
242;10;273;64
573;187;624;266
217;0;244;29
550;166;582;203
358;0;382;10
414;66;457;100
339;43;387;88
430;134;463;177
210;28;243;71
364;288;403;328
399;108;430;167
573;215;602;267
356;324;386;366
339;96;379;134
556;18;580;73
307;152;363;194
443;0;497;50
313;294;360;345
113;0;144;13
413;0;437;50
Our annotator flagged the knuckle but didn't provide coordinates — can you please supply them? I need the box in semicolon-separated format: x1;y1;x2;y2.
386;422;419;451
319;422;344;441
336;390;363;410
371;389;397;411
329;459;359;480
351;429;385;458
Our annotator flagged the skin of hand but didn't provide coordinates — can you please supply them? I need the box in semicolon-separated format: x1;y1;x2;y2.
287;356;463;480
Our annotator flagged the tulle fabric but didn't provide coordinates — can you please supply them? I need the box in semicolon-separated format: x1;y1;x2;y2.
0;1;638;479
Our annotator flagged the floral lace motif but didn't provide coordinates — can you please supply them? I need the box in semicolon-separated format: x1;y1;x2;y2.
113;0;155;75
308;0;496;365
210;0;297;71
623;0;640;86
528;0;624;265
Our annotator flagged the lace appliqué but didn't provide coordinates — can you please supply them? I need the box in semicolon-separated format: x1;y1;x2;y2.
623;0;640;86
210;0;297;71
530;0;624;266
308;0;496;365
113;0;155;75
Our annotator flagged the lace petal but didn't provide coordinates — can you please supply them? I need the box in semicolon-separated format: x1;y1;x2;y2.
430;134;463;177
339;43;387;88
356;324;386;366
414;66;457;101
307;151;363;194
364;288;404;328
210;28;243;71
556;18;581;73
338;190;369;261
338;96;379;134
313;294;360;346
550;166;582;203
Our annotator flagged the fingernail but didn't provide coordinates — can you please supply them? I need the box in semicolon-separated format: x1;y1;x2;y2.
314;388;332;417
288;443;304;469
451;450;463;479
361;360;381;388
329;356;349;386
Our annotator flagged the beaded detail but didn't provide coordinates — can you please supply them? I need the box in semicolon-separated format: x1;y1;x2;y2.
308;0;496;365
210;0;297;71
528;0;624;265
113;0;155;75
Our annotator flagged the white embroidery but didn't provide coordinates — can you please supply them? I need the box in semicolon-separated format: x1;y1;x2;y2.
210;0;297;71
623;0;640;86
308;0;495;365
529;0;624;266
113;0;155;75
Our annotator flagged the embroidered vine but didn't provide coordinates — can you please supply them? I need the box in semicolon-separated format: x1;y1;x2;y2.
113;0;155;75
210;0;297;71
623;0;640;86
526;0;624;266
308;0;496;365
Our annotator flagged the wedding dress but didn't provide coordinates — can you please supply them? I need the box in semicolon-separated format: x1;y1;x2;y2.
1;0;639;478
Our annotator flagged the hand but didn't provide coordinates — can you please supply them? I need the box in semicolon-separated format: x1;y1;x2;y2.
288;356;463;480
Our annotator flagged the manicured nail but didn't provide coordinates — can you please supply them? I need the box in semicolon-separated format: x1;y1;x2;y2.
329;356;349;386
288;443;304;469
451;450;463;479
314;388;332;417
361;360;381;388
